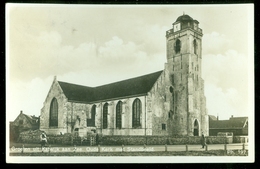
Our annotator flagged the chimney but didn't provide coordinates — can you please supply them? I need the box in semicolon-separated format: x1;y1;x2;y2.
231;115;234;118
217;116;219;121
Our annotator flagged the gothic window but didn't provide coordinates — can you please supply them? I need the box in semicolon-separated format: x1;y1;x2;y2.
171;74;174;84
193;39;197;54
132;98;142;128
87;105;96;127
103;103;108;129
49;98;58;127
116;101;122;129
175;39;181;53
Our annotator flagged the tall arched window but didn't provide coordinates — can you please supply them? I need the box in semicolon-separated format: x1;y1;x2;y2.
116;101;122;129
103;103;108;129
49;98;58;127
132;98;142;128
193;39;197;54
193;119;199;136
87;105;96;127
175;39;181;53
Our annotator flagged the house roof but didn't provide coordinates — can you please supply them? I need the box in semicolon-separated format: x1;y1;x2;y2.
12;112;39;126
209;117;248;129
58;70;163;103
208;115;217;121
23;114;39;125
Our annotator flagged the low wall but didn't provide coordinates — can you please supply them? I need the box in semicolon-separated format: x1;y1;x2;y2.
17;130;233;145
233;136;248;143
99;136;233;145
18;130;73;145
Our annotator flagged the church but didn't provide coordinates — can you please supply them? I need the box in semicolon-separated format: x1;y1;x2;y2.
40;14;209;137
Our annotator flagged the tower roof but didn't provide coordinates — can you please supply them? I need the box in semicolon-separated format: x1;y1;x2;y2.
176;14;194;22
175;14;199;24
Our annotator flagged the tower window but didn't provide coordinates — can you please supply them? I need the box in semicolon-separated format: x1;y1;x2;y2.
193;39;197;54
175;39;181;53
169;86;173;93
162;123;166;130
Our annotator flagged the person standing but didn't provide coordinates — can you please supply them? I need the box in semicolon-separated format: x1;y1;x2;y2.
201;132;207;148
40;132;48;149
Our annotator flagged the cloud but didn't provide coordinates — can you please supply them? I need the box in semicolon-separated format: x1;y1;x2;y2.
202;49;249;119
7;76;53;121
8;31;167;120
203;32;232;55
204;83;241;120
10;29;166;82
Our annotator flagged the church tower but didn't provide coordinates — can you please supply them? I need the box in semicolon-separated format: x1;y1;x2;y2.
165;14;208;136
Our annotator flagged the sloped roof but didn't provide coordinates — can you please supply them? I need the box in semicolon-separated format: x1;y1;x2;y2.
12;112;39;126
58;82;94;102
208;115;217;121
209;117;248;129
58;70;163;103
23;114;39;125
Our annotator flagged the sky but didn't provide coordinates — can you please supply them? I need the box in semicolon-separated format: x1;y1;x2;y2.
6;4;254;122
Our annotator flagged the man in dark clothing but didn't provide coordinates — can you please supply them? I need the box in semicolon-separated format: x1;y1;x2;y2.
40;132;48;149
201;132;207;148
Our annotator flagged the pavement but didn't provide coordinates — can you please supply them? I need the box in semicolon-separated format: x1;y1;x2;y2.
8;143;248;153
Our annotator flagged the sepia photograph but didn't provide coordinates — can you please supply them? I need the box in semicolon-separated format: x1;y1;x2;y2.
6;4;254;163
